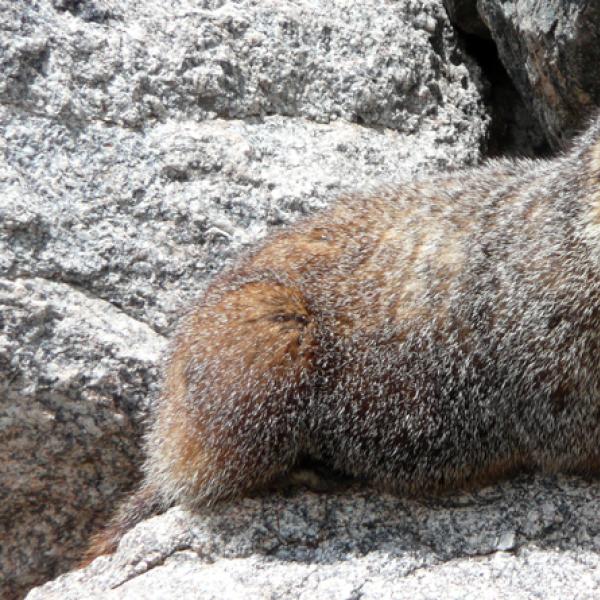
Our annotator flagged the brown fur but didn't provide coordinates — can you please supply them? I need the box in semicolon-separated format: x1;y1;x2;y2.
84;113;600;564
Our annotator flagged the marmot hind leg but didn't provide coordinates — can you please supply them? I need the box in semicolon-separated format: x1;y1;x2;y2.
145;278;319;509
84;278;320;563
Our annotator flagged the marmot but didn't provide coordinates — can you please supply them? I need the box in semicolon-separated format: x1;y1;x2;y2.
85;113;600;562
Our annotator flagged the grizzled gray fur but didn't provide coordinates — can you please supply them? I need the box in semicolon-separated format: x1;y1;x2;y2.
86;113;600;562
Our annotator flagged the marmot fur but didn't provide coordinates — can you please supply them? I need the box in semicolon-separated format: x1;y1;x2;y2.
85;113;600;563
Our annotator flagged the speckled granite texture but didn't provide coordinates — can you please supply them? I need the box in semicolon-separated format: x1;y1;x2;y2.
27;476;600;599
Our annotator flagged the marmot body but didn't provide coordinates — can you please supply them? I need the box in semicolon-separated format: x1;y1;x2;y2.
87;115;600;560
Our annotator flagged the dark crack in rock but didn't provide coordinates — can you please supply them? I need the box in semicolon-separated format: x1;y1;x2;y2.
477;0;600;148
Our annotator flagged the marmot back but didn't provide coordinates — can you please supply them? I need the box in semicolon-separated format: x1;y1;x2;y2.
84;114;600;563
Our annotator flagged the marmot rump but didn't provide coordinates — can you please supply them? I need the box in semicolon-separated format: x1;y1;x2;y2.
85;114;600;562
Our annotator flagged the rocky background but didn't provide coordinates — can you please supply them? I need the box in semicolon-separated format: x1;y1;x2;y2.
1;0;599;598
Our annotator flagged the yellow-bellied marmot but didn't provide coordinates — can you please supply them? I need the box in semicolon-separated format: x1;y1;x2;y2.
85;113;600;563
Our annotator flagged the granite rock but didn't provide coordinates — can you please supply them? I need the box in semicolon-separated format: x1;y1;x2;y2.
0;0;484;134
0;276;164;597
476;0;600;147
26;476;600;599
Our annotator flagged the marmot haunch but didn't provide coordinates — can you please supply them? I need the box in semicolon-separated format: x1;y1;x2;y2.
85;113;600;562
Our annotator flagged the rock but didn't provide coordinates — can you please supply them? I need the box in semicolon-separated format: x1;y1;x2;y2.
477;0;600;147
0;277;164;597
25;476;600;599
1;0;488;597
440;1;551;156
0;0;485;134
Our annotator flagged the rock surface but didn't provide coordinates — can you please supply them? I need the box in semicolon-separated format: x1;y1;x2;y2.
1;0;489;597
0;277;163;594
26;476;600;599
447;0;600;147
